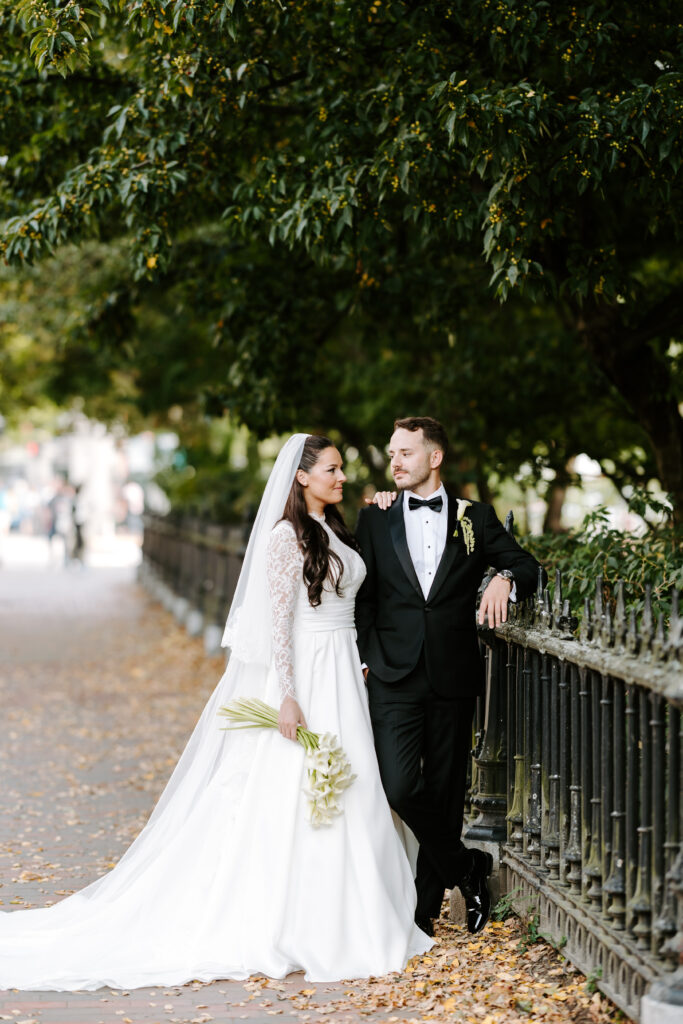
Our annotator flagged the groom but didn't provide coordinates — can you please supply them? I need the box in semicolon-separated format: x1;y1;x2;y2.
355;416;544;937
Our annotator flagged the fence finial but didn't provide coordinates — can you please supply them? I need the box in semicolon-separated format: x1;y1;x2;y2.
580;597;592;643
614;580;626;650
601;600;614;648
653;615;666;660
626;607;639;655
536;564;545;601
540;587;551;630
552;569;563;629
668;590;682;661
558;597;578;638
641;584;654;650
594;574;604;626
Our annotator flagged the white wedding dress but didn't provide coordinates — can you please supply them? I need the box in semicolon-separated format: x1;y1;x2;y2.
0;512;432;990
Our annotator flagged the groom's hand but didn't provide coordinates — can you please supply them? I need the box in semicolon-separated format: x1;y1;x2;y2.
478;576;512;628
365;490;397;510
279;696;308;742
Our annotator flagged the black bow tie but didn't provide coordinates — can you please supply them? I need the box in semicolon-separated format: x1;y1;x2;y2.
408;495;443;513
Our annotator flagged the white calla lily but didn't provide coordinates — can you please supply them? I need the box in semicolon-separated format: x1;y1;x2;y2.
453;499;476;554
219;697;357;829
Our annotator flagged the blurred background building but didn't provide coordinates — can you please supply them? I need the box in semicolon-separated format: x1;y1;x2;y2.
0;413;172;570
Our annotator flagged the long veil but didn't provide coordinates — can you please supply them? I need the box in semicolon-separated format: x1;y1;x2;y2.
78;433;309;903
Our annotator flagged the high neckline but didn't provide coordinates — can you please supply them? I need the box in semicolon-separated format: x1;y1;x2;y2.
309;511;326;523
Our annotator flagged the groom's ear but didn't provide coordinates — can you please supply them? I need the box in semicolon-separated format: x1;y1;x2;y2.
430;448;444;469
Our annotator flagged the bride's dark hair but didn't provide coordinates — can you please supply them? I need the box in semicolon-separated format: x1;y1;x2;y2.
281;434;361;608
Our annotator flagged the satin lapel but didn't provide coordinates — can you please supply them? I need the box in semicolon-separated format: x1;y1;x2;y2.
388;494;423;597
427;492;462;600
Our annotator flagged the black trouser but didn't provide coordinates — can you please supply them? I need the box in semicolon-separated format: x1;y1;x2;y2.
367;652;476;920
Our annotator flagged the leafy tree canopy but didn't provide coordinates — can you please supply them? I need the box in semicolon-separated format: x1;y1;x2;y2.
1;1;681;513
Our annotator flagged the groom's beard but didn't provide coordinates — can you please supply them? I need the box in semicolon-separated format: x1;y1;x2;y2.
393;465;432;492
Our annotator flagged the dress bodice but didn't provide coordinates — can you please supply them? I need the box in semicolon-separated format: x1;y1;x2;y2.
266;514;366;700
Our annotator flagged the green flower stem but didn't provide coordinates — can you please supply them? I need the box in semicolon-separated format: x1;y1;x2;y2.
218;697;320;754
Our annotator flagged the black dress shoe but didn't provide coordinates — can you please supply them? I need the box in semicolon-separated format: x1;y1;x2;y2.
414;914;434;937
458;849;493;934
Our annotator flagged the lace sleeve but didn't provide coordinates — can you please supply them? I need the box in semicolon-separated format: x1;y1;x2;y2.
266;522;303;702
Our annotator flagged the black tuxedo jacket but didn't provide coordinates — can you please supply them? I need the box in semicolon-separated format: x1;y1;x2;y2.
355;492;545;698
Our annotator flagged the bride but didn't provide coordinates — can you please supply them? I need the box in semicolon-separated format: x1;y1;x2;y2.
0;433;432;991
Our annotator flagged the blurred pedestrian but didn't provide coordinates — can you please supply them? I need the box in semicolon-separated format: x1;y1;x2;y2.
122;479;144;533
47;479;74;566
71;483;88;567
0;482;9;565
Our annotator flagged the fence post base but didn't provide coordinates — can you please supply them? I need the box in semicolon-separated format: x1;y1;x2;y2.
203;623;224;657
641;971;683;1023
185;608;204;636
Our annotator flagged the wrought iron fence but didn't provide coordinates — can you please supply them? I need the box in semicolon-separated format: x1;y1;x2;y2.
467;556;682;1022
140;512;250;650
140;511;682;1021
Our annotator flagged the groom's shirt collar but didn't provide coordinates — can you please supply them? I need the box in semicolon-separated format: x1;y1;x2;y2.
403;483;447;506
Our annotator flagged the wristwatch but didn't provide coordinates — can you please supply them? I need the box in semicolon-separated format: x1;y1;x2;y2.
496;569;515;587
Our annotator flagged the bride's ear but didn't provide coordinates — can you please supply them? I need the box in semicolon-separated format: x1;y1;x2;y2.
296;469;308;487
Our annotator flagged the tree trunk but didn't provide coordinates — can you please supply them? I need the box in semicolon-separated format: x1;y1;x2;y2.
475;471;493;505
544;457;576;533
543;483;566;533
577;302;683;522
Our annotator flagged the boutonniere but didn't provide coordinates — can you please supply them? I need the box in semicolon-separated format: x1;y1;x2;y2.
452;499;475;554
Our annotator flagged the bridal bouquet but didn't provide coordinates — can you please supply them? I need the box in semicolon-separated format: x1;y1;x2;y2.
218;697;356;828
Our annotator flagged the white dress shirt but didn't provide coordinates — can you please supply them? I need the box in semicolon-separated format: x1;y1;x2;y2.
403;485;448;598
402;486;517;603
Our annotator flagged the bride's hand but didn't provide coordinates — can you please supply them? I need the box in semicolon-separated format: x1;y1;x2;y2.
278;696;307;742
365;490;398;510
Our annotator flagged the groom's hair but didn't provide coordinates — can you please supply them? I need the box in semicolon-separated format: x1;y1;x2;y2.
394;417;449;458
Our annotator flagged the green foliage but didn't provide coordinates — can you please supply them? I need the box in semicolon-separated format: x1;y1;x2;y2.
585;966;603;995
153;452;261;523
150;418;267;521
522;492;682;621
517;908;541;953
491;886;520;922
540;931;568;955
14;0;97;77
1;1;681;512
5;1;681;299
515;904;567;956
